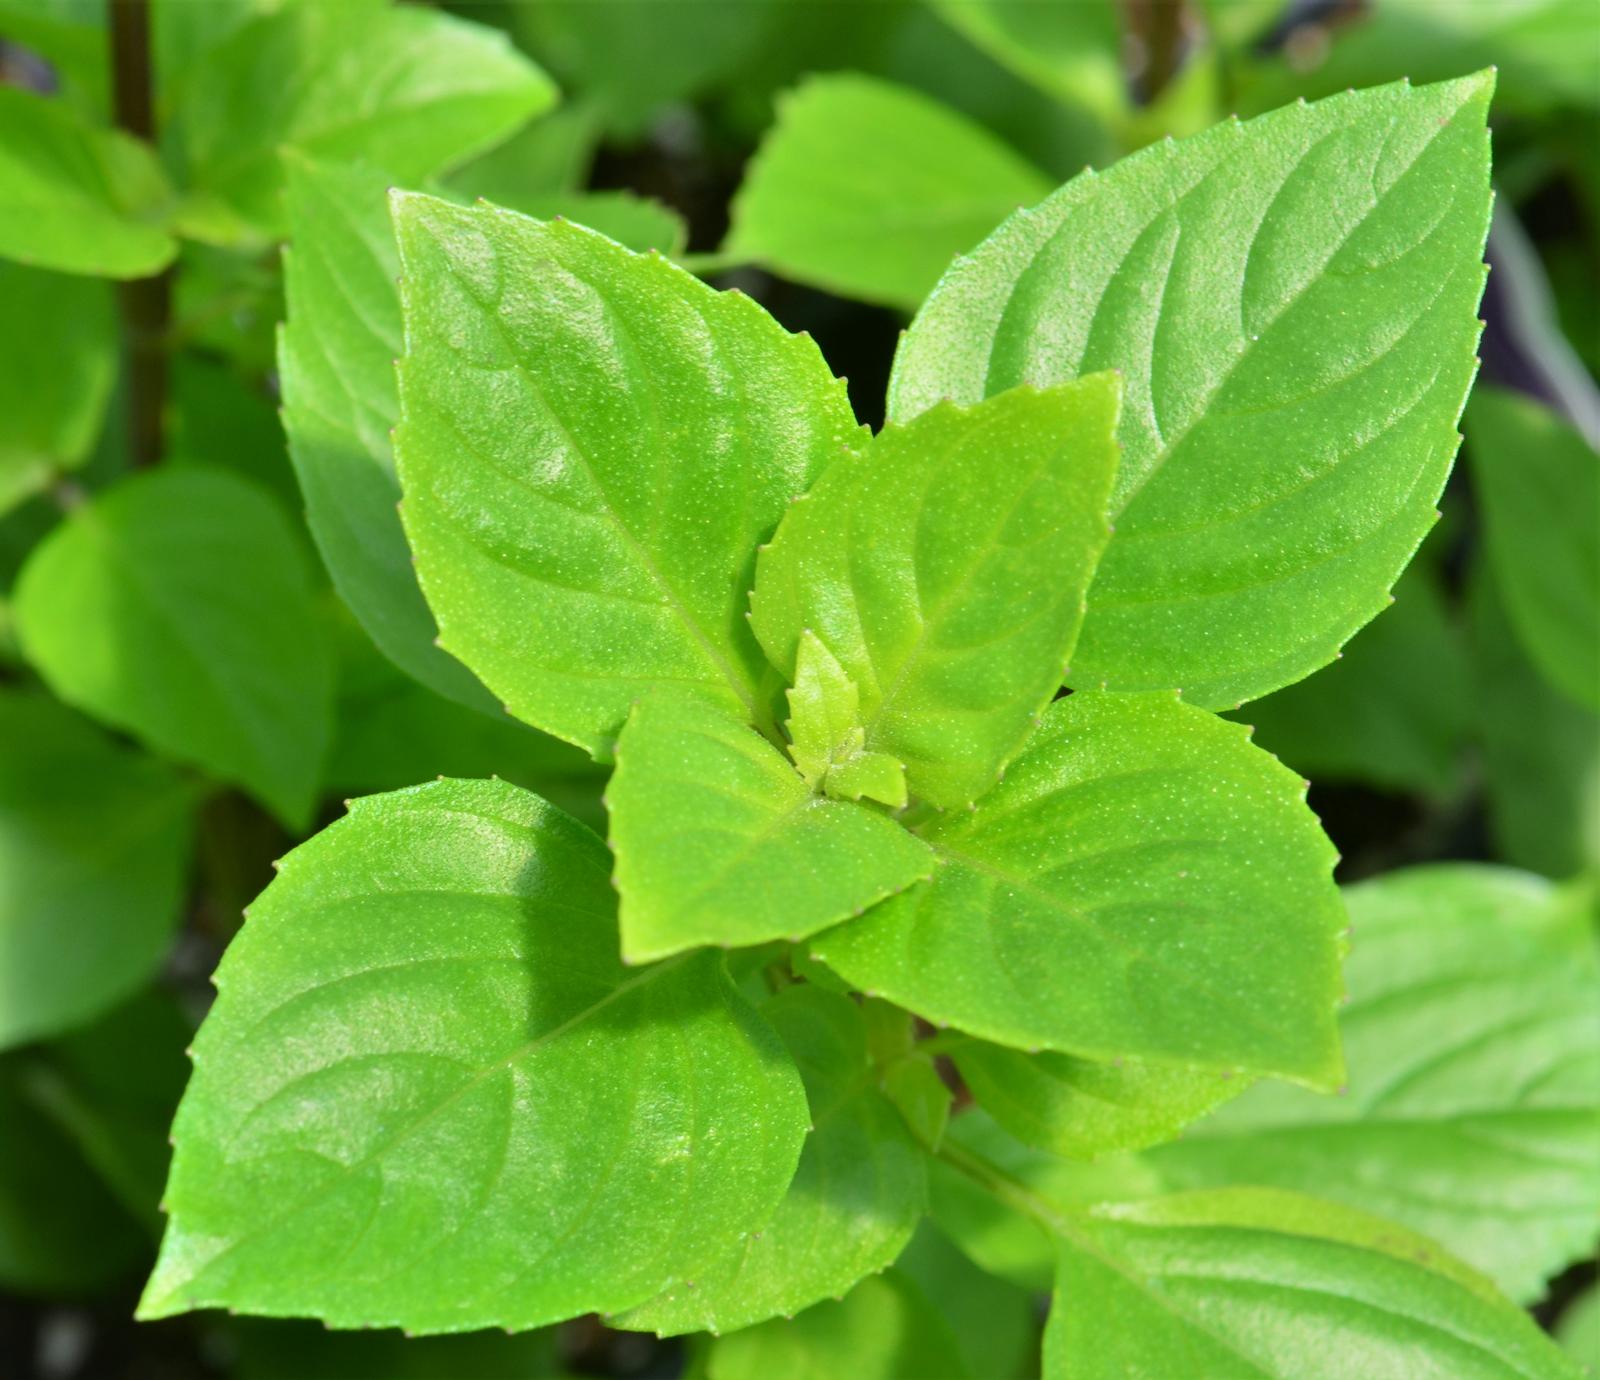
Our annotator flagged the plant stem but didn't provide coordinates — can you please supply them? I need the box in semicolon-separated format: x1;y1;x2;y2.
110;0;170;469
934;1132;1078;1241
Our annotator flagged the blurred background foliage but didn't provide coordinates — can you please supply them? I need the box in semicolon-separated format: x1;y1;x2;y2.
0;1;1596;1376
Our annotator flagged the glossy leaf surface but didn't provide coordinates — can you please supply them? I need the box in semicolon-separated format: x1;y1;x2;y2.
13;468;334;827
752;376;1120;808
891;74;1494;708
393;196;861;757
814;691;1345;1087
609;691;932;963
141;779;808;1331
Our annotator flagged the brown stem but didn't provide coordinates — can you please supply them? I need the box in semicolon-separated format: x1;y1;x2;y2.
1125;0;1188;104
109;0;170;469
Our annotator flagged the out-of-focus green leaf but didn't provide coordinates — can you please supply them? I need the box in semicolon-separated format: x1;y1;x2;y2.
1557;1285;1600;1373
619;985;927;1334
18;986;191;1230
0;84;176;277
0;0;108;116
0;1062;149;1293
279;156;495;711
955;1038;1247;1160
1240;0;1600;116
706;1270;972;1380
168;353;296;506
173;3;555;236
1233;557;1471;796
521;189;686;254
0;260;115;515
1044;1188;1582;1379
891;75;1494;709
927;0;1126;126
171;240;282;373
514;0;784;137
894;1221;1037;1380
0;692;195;1051
1468;386;1600;712
928;1109;1161;1290
13;467;334;827
1142;865;1600;1303
324;616;605;833
140;779;808;1332
724;73;1051;310
444;102;599;202
1472;573;1600;878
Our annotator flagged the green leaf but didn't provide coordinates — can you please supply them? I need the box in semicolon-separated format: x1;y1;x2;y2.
1556;1285;1600;1372
787;631;907;808
280;155;495;711
1141;864;1600;1303
516;190;687;256
168;353;298;509
140;778;809;1331
0;692;195;1050
707;1270;973;1380
890;74;1495;709
724;73;1052;311
882;1055;953;1153
13;468;334;827
608;690;933;963
752;376;1121;809
895;1222;1038;1380
392;194;862;757
618;985;927;1335
929;1109;1164;1291
0;261;115;515
19;986;191;1233
926;0;1126;124
444;102;600;203
1238;0;1600;117
1044;1188;1582;1379
1467;386;1600;712
1230;554;1470;796
0;84;175;277
174;3;556;237
512;0;782;138
1471;573;1600;878
813;690;1346;1088
0;1062;149;1293
954;1039;1248;1159
325;616;605;833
